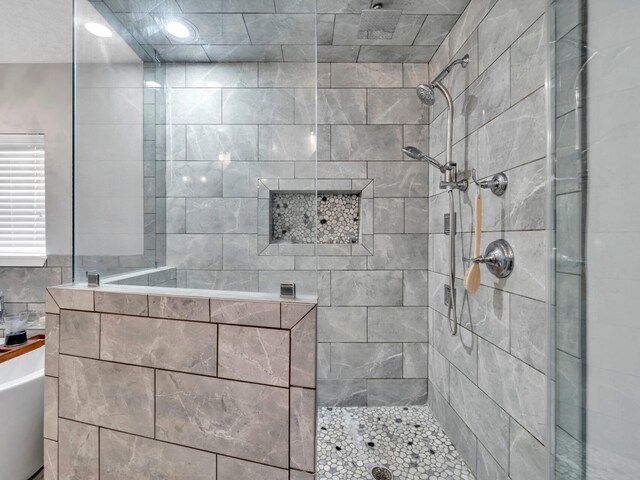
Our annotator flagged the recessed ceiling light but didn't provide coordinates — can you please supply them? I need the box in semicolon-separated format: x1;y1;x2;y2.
164;20;192;39
84;22;113;38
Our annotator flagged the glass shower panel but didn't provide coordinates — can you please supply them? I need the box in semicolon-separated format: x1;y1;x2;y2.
73;0;156;283
73;1;318;297
550;0;640;478
583;0;640;477
549;0;587;476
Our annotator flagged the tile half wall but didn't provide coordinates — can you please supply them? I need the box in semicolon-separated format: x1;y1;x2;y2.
44;285;316;479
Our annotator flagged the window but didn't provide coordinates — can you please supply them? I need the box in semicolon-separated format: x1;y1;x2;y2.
0;134;46;266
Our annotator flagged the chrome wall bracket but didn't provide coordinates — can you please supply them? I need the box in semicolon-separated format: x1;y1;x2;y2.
86;271;100;287
465;239;515;278
280;282;296;299
471;169;508;197
440;163;469;192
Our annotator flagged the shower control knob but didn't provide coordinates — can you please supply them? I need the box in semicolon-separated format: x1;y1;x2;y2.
465;239;515;279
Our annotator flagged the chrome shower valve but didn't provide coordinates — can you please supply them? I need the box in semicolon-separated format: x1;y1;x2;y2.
464;239;515;279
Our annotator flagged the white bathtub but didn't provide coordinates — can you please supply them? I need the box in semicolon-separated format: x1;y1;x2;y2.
0;339;44;480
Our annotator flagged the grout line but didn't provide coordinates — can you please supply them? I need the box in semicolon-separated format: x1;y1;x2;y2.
57;351;293;390
57;415;297;472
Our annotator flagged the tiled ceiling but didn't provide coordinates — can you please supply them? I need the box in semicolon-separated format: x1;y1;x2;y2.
90;0;471;63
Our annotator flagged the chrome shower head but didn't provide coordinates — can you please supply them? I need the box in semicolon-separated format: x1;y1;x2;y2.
414;55;470;106
357;3;402;40
416;84;436;106
402;146;447;172
402;146;425;160
402;145;446;171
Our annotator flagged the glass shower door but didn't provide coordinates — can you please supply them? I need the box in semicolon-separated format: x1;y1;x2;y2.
550;0;640;478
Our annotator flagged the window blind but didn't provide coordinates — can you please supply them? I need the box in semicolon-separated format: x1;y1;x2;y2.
0;134;46;264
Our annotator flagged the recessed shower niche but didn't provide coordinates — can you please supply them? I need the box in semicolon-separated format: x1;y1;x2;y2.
272;192;360;244
257;179;374;256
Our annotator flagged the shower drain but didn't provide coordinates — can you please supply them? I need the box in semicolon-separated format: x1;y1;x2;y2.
371;466;393;480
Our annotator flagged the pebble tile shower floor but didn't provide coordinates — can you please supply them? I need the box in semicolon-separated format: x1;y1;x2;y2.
317;407;475;480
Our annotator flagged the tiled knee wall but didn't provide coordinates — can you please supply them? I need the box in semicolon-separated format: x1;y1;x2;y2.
154;61;432;407
44;286;316;479
425;0;548;478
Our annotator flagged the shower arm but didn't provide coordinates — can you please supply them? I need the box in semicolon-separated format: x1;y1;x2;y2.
432;57;470;85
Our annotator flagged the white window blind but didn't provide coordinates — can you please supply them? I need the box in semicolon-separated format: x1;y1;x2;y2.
0;134;46;266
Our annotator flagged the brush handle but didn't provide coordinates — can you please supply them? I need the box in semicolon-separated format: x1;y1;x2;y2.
474;192;482;257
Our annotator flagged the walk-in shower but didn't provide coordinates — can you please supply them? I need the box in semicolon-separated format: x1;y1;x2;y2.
403;55;471;336
20;0;640;479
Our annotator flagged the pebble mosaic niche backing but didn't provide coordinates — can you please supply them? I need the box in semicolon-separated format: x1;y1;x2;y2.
271;192;361;245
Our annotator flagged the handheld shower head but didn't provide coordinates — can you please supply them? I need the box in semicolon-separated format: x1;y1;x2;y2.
402;146;425;159
402;146;447;172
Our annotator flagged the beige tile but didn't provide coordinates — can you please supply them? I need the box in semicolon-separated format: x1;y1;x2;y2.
44;376;58;441
290;387;316;472
59;310;100;359
101;314;217;375
100;429;217;480
45;290;60;314
95;291;148;316
149;295;209;322
59;419;99;480
48;287;94;311
45;313;60;377
281;302;315;329
44;439;58;480
290;470;314;480
218;325;289;387
156;371;289;468
59;356;154;437
217;456;288;480
291;308;316;388
211;299;280;327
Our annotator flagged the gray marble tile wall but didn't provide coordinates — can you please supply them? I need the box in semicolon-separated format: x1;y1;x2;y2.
0;256;71;323
45;285;316;478
155;59;433;407
426;0;548;477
